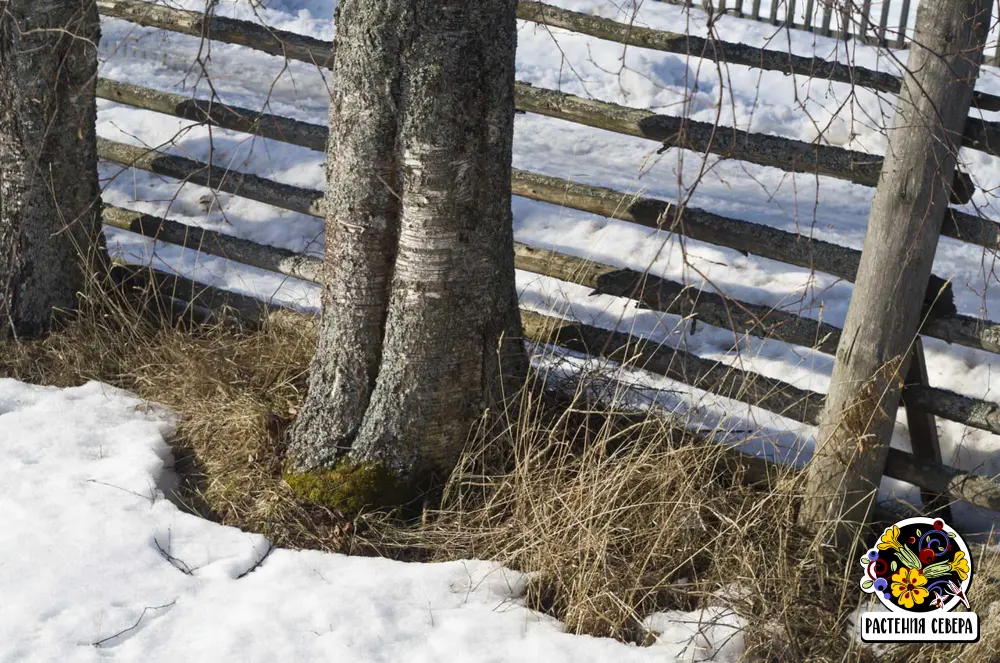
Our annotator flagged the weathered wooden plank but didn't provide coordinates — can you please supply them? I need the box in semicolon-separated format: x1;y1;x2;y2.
803;0;993;537
102;205;323;282
838;1;851;42
902;384;1000;437
901;337;953;519
514;243;842;353
877;0;892;47
521;308;1000;511
521;309;823;423
97;138;324;216
514;83;974;201
113;261;275;325
96;77;1000;246
895;0;911;49
517;1;904;98
97;0;1000;125
858;0;872;44
820;2;833;37
96;79;328;152
104;200;844;354
103;195;1000;367
95;0;333;66
883;448;1000;512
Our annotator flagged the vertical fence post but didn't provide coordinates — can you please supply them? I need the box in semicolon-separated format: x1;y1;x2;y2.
877;0;892;47
859;0;872;43
839;0;852;42
800;0;991;544
751;0;763;21
803;0;815;31
769;0;780;25
734;0;744;17
821;1;834;38
901;338;953;520
895;0;911;48
786;0;798;27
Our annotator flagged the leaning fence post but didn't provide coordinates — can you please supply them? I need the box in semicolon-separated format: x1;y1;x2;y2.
799;0;991;546
901;337;953;520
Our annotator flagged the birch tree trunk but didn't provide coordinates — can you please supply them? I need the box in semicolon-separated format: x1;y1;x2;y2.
287;0;526;497
800;0;991;544
0;0;105;338
287;0;408;470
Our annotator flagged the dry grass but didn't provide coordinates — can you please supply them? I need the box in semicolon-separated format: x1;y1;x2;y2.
4;275;1000;661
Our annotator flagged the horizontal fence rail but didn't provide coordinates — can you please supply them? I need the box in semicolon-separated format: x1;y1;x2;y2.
94;80;1000;357
514;83;970;202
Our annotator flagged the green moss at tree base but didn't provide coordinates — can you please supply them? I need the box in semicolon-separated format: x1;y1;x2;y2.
284;460;401;514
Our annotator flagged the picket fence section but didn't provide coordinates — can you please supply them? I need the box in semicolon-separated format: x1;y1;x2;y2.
93;0;1000;514
656;0;1000;65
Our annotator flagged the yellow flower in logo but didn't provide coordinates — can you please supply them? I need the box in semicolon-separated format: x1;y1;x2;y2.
878;525;902;551
891;567;929;609
950;551;970;581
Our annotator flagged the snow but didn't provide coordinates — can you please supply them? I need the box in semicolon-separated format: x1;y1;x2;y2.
0;378;744;661
89;0;1000;535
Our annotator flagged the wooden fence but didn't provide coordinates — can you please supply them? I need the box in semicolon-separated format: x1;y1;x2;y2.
94;0;1000;515
655;0;1000;64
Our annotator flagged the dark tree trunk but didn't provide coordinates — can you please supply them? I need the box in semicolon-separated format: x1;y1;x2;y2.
799;0;992;544
0;0;105;338
288;0;526;491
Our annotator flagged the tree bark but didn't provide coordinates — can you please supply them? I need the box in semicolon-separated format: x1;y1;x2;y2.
799;0;992;543
288;0;525;488
286;0;408;471
0;0;105;338
349;0;525;478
